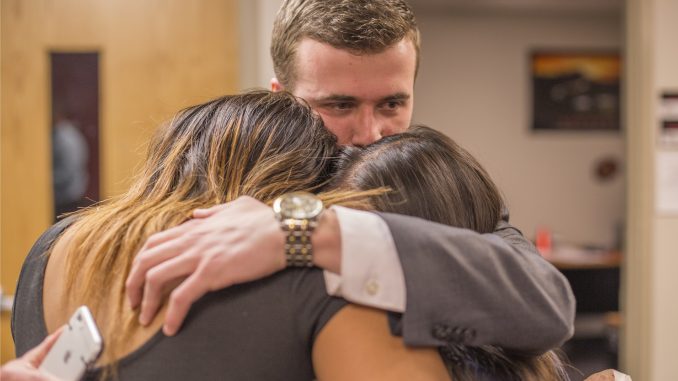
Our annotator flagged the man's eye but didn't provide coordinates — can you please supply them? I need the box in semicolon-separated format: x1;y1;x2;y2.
381;101;402;110
332;102;353;110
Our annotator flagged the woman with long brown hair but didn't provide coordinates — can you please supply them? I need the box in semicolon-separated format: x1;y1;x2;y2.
323;125;570;381
12;91;450;380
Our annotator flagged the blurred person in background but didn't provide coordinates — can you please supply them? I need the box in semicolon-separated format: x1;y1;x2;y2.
52;112;89;219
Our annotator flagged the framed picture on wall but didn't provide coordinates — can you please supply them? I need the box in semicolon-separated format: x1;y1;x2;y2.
531;50;621;131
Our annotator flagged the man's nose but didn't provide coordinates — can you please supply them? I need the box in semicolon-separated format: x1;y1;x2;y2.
351;109;382;146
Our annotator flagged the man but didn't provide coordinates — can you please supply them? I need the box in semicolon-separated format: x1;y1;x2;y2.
125;0;575;354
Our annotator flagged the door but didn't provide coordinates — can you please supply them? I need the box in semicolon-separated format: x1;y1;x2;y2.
1;0;239;362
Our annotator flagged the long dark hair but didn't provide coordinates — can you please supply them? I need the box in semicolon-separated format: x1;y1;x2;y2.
334;125;503;233
333;125;568;381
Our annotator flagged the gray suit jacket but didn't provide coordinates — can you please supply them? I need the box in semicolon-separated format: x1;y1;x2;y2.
378;211;575;355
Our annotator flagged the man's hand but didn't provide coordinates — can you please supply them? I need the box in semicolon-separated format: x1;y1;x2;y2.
125;196;286;336
0;328;64;381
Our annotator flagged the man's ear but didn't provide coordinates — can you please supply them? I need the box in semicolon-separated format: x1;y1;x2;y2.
270;77;284;92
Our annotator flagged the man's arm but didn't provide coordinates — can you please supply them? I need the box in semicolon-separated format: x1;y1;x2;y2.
126;196;574;354
322;206;407;313
378;211;575;354
125;196;341;335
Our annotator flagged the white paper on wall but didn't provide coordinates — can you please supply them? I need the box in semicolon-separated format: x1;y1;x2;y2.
656;151;678;215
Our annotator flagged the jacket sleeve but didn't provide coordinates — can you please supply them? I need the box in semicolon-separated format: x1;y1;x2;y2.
378;211;575;355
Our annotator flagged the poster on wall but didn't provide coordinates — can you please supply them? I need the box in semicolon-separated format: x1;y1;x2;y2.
531;51;621;131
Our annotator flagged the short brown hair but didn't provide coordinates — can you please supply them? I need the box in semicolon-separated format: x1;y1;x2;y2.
271;0;421;89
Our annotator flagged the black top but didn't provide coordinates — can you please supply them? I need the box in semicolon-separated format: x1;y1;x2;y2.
12;218;347;380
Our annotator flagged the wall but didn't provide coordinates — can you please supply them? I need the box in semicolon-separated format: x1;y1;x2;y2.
240;1;677;377
650;0;678;376
623;0;678;378
238;0;281;90
238;2;625;246
412;9;624;247
1;0;239;363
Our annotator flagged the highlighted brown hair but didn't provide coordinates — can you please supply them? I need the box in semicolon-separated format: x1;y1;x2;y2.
54;90;368;372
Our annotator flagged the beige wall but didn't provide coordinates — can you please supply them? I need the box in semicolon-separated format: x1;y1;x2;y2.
176;1;678;379
651;0;678;372
648;0;678;378
412;10;624;247
239;3;625;247
239;4;678;378
238;0;281;90
623;0;678;379
1;0;239;363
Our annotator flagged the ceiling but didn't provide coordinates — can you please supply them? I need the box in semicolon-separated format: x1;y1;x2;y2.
408;0;622;14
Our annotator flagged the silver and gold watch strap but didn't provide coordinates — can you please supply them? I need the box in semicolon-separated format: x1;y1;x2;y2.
281;219;317;267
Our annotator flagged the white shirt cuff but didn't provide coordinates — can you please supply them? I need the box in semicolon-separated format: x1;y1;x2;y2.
322;206;406;313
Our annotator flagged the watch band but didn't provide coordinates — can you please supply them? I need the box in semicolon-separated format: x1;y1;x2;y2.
282;218;317;267
273;192;323;268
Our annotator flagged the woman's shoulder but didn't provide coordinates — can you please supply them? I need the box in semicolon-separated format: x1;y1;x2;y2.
26;216;78;263
313;305;451;381
11;216;78;356
105;268;347;380
194;267;347;337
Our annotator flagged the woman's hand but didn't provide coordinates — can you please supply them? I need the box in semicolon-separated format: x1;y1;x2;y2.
0;328;63;381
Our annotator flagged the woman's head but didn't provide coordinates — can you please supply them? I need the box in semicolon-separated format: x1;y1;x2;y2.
334;126;567;381
334;125;503;233
333;127;567;380
135;90;338;205
59;90;341;369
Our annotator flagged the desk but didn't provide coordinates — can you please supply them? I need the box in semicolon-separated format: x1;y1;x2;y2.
546;247;622;376
546;247;621;313
545;246;621;270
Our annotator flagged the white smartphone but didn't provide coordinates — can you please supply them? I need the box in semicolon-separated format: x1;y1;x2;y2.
39;305;104;381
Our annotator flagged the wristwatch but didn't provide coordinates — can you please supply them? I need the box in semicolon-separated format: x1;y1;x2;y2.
273;192;324;267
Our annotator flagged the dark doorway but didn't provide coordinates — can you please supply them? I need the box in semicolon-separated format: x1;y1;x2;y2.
50;52;100;220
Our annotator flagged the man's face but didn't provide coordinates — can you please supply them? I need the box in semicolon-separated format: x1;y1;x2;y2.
277;37;416;146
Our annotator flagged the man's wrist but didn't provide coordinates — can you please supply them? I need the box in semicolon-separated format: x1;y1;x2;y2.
273;192;323;267
312;209;342;274
324;207;406;312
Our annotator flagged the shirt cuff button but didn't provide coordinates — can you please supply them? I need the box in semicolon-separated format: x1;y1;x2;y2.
365;280;380;296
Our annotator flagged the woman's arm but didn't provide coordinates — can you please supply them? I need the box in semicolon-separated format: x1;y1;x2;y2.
312;304;451;381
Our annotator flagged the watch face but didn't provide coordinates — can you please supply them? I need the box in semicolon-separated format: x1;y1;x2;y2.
274;192;323;219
